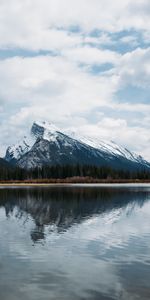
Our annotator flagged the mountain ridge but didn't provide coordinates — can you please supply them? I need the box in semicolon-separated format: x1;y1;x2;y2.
4;121;150;170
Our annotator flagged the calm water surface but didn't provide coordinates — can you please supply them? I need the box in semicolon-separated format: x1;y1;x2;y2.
0;184;150;300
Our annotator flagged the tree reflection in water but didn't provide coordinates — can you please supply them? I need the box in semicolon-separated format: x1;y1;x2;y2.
0;186;149;243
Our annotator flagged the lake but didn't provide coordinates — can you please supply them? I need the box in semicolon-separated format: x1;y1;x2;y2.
0;184;150;300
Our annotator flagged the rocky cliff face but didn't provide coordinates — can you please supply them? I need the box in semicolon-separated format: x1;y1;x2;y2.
5;121;150;170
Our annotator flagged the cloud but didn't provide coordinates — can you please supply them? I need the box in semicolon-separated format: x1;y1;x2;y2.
63;46;120;65
0;53;116;153
0;0;149;160
117;48;150;89
119;35;139;47
0;55;115;109
0;0;149;51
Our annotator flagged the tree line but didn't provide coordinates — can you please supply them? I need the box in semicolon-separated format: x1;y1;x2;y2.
0;164;150;181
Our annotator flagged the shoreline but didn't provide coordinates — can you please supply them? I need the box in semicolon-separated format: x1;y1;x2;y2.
0;179;150;187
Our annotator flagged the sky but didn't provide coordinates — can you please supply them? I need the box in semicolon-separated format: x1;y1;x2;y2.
0;0;150;159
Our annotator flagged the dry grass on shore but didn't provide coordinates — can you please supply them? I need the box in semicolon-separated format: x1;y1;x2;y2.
0;176;150;185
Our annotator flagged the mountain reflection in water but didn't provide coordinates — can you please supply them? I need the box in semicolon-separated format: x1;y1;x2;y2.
0;186;149;243
0;185;150;300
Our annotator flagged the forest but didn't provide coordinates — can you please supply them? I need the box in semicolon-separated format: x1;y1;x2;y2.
0;164;150;182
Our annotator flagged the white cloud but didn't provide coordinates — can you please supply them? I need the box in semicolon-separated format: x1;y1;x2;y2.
0;0;150;160
83;33;114;47
0;0;149;51
0;55;115;109
120;35;139;47
63;46;120;65
117;48;150;88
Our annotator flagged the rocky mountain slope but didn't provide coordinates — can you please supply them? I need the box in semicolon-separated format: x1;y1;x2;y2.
0;157;12;168
5;121;150;170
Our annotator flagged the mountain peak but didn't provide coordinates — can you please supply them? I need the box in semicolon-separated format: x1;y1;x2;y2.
31;121;61;143
33;121;59;132
4;120;150;170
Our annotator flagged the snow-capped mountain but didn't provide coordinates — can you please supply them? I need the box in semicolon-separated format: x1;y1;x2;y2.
5;136;35;164
5;121;60;163
67;131;147;166
5;121;150;170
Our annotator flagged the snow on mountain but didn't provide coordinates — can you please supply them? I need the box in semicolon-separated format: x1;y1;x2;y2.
5;136;35;162
31;121;60;140
66;131;147;166
4;121;150;169
5;121;59;162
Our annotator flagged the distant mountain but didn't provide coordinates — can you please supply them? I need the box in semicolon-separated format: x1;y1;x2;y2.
5;121;150;170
